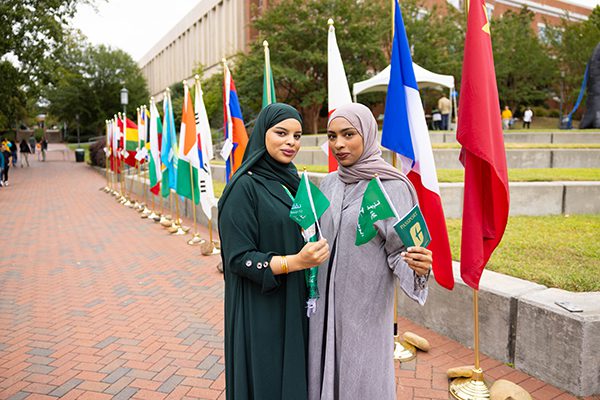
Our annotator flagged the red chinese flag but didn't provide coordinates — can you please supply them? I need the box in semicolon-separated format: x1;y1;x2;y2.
457;0;509;290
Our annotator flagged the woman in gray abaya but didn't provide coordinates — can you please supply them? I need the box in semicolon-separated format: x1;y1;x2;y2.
308;103;432;400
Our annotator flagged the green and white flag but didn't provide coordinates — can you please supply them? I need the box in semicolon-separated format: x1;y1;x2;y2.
288;172;330;317
289;172;330;241
356;176;398;246
262;40;276;109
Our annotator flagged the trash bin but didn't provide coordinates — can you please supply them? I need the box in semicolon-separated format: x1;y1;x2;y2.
75;148;85;162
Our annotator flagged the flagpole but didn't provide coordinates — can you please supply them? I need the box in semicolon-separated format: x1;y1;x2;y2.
187;159;202;245
171;194;187;235
449;289;489;399
450;0;492;396
388;3;414;362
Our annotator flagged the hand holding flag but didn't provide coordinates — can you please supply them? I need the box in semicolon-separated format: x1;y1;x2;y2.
288;172;330;316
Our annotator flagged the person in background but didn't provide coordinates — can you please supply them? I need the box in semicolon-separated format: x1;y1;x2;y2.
1;141;12;186
437;95;452;130
0;141;4;188
10;139;17;167
41;137;48;161
431;108;442;130
523;107;533;129
19;139;31;167
28;134;36;157
501;106;513;130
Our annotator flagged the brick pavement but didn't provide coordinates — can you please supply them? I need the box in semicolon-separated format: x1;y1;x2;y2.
0;157;597;400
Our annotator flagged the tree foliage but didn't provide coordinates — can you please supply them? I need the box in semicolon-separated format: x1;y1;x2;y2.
0;0;93;130
45;34;149;140
545;6;600;113
491;7;558;113
220;0;390;133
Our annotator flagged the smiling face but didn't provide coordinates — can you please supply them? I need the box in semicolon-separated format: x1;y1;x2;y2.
265;118;303;164
327;117;364;167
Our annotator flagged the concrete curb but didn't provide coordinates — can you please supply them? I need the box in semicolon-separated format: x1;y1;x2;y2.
397;262;600;397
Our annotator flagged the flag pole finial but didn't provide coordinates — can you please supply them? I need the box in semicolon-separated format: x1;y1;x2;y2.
194;74;200;80
328;18;334;26
263;40;269;48
222;58;227;65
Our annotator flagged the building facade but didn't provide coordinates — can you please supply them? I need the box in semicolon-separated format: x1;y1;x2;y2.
139;0;268;98
139;0;595;97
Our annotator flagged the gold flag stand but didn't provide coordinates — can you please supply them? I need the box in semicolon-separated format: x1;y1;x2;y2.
160;193;173;226
449;289;490;399
169;194;187;235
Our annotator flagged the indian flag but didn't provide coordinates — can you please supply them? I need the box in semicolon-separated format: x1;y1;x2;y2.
176;81;200;203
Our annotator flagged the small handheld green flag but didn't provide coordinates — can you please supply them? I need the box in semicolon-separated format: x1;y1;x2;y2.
394;204;431;248
355;177;397;246
288;172;330;317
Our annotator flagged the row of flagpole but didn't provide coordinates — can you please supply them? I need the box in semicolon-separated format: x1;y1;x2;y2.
98;0;509;396
101;73;229;253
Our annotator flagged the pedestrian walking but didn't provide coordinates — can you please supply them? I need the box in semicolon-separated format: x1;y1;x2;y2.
10;139;17;166
41;137;48;161
28;134;36;157
1;141;12;186
19;139;31;167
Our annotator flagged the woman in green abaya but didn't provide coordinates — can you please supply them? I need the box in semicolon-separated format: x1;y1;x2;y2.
218;103;329;400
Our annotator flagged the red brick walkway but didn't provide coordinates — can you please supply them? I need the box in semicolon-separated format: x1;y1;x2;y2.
0;157;596;399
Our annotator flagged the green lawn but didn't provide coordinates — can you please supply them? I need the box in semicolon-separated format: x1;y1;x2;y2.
67;143;91;163
446;215;600;292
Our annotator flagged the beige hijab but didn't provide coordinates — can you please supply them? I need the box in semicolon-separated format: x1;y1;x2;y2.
329;103;405;184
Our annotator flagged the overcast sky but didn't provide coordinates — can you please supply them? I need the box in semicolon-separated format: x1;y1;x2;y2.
72;0;600;63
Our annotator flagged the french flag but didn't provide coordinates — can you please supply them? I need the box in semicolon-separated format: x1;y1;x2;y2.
223;63;248;181
382;0;454;290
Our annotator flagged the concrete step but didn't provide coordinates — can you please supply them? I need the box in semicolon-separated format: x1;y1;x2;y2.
208;165;600;217
292;147;600;169
297;131;600;147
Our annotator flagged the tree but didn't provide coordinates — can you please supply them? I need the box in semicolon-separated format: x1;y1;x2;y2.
0;0;92;130
45;34;149;140
546;6;600;115
491;7;558;113
218;0;390;133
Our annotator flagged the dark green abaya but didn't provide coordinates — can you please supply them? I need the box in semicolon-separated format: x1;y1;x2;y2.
218;104;307;400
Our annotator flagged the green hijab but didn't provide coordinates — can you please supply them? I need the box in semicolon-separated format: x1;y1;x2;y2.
218;103;303;210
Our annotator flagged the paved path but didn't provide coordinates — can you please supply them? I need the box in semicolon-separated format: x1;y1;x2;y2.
0;157;595;399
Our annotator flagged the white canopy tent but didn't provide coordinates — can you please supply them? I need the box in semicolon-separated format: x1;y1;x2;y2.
352;62;457;129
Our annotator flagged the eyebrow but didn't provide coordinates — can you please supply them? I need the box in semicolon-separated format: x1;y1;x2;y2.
273;125;302;134
327;127;358;134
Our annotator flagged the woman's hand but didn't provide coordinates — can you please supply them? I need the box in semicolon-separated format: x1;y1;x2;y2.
290;239;329;272
401;246;432;276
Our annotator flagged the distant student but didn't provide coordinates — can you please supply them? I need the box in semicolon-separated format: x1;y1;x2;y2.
437;95;452;130
501;106;513;130
28;134;36;157
1;141;11;186
523;107;533;129
19;139;31;167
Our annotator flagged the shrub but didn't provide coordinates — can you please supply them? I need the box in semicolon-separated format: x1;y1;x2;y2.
89;139;106;167
531;106;548;117
548;109;560;118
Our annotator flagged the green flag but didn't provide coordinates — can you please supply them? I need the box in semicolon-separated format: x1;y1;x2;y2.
287;172;330;316
289;173;330;241
262;40;276;109
356;177;397;246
